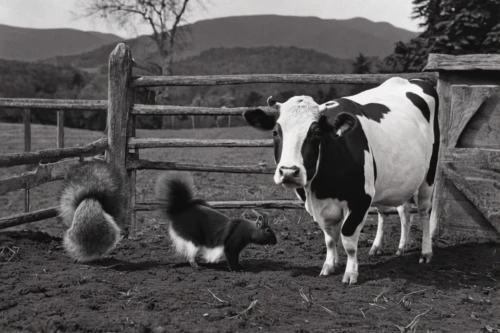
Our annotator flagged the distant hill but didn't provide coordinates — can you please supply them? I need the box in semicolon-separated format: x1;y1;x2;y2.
180;15;417;59
0;24;123;61
43;15;416;71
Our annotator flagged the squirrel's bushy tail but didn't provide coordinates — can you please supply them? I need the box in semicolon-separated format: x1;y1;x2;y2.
155;172;204;216
59;161;128;262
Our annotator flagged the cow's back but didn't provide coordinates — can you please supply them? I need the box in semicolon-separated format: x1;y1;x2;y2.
345;77;438;206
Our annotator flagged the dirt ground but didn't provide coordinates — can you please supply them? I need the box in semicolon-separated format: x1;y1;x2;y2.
1;124;500;332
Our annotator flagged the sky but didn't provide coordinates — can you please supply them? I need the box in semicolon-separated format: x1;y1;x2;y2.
0;0;423;38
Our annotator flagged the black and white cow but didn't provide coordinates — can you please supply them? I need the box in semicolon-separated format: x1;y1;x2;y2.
243;77;439;284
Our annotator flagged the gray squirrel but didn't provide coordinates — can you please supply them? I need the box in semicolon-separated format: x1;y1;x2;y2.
59;160;129;262
155;171;278;271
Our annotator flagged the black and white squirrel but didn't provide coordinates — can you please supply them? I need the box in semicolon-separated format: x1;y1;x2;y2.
59;160;129;262
155;172;278;271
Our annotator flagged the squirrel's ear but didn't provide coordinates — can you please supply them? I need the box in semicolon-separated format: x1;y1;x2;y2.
256;215;263;228
262;212;270;224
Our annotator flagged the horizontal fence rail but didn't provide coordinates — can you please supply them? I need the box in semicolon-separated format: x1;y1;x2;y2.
0;158;97;196
0;207;59;230
130;73;438;87
128;138;274;149
0;138;107;168
0;98;107;110
131;104;276;115
128;159;275;173
136;200;418;214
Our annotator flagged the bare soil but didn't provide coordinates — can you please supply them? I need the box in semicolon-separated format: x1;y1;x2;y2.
1;124;499;332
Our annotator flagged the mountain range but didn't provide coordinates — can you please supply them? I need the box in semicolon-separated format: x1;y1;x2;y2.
0;24;123;61
1;15;417;66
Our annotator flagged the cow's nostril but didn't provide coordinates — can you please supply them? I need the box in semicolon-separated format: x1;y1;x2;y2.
292;166;300;176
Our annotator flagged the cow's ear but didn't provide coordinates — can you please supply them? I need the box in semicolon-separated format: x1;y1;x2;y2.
318;100;339;112
331;112;358;137
243;109;276;131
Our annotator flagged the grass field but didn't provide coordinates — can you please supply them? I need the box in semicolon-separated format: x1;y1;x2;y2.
1;122;499;332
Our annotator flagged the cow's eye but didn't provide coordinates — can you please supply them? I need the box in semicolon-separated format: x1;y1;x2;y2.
272;130;279;137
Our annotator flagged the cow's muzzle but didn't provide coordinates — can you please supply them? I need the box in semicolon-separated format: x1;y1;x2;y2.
277;166;302;188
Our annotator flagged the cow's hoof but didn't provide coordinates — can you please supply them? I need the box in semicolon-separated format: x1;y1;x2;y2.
419;252;432;264
319;263;335;276
368;246;383;256
342;271;358;285
395;247;406;256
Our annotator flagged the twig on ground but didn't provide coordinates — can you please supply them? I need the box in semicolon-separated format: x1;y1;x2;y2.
369;303;387;310
0;246;20;261
397;288;429;305
316;303;334;315
207;289;228;303
395;308;433;333
373;287;387;302
360;309;367;319
229;299;258;319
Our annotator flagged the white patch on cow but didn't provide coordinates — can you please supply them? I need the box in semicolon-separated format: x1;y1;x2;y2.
363;150;376;197
347;77;435;207
274;96;321;186
169;225;199;262
201;246;224;263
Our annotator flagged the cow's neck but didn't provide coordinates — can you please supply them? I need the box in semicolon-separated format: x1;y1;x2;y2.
309;133;366;203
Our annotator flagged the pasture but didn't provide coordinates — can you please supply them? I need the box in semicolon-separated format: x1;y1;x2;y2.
1;123;499;332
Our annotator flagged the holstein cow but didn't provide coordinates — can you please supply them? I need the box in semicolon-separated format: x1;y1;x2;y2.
243;77;439;284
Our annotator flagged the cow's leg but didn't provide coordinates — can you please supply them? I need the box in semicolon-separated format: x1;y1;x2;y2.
320;223;341;276
341;196;372;284
368;210;387;256
396;202;412;256
416;182;433;264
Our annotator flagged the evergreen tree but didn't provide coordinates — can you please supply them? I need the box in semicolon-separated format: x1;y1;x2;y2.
384;0;500;72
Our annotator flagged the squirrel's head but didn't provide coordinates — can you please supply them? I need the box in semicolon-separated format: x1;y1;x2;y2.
249;210;277;246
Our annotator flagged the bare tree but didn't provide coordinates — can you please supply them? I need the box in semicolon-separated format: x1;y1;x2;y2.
78;0;206;129
79;0;198;75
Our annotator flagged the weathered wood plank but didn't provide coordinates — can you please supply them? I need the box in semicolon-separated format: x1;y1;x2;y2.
0;207;59;230
0;138;107;168
131;104;277;116
449;85;500;148
0;98;107;110
57;111;65;148
128;138;274;149
441;148;500;168
425;54;500;71
106;43;132;168
135;200;417;214
23;109;31;213
442;164;500;233
0;159;86;195
130;73;438;87
127;159;275;174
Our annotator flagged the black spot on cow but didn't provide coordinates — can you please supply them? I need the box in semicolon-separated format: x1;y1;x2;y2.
372;154;377;182
334;98;391;123
406;92;430;122
345;248;356;257
410;79;440;186
295;188;306;202
308;112;372;236
273;123;283;164
301;122;322;181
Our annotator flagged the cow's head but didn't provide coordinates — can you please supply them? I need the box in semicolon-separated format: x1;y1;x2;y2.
244;96;356;188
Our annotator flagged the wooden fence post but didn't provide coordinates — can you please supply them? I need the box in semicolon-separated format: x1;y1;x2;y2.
57;110;64;148
23;109;31;212
107;43;133;237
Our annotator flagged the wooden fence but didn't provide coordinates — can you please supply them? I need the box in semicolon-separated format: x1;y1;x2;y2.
9;42;497;240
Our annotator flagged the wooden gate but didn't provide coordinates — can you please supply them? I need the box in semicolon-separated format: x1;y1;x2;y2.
435;84;500;240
